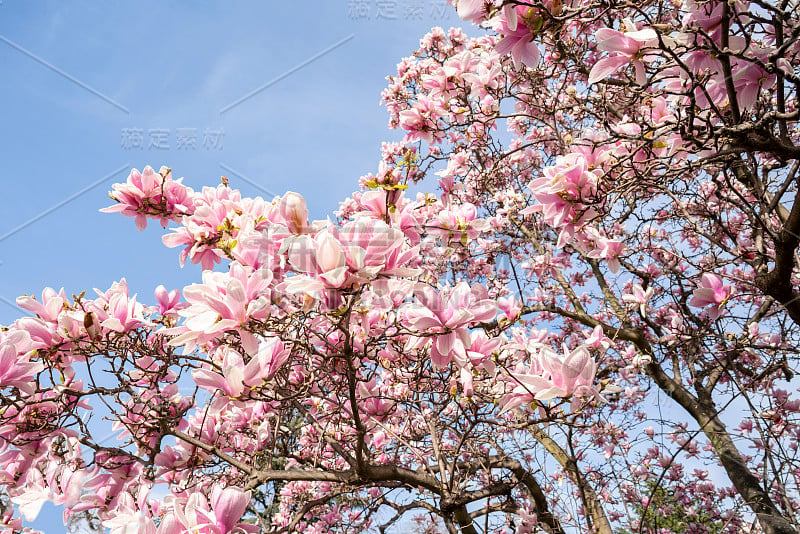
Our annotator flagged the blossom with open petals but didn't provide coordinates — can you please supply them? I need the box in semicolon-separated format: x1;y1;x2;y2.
689;273;734;319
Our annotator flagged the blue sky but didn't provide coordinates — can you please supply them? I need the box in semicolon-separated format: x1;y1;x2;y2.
0;1;463;531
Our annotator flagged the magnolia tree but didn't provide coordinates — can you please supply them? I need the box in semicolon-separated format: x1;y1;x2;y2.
2;0;800;532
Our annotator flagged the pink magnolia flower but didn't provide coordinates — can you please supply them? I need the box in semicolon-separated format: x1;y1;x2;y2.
279;191;309;235
10;469;52;521
162;184;272;270
170;263;273;353
90;279;147;333
104;509;156;534
350;189;421;242
193;348;250;397
422;66;452;97
283;219;416;300
463;58;503;99
622;283;654;316
588;20;657;84
314;230;350;286
428;203;490;246
366;278;416;312
252;336;291;382
731;57;775;110
399;95;439;144
154;285;182;315
522;153;599;247
101;166;195;230
585;231;627;273
357;379;394;420
339;219;404;271
0;340;44;395
500;344;599;413
10;463;84;522
102;491;157;534
443;49;479;80
455;0;489;22
4;320;56;354
404;282;497;369
450;333;503;397
465;330;503;373
47;464;85;509
16;287;67;323
283;230;349;295
193;338;290;396
493;6;545;69
166;487;256;534
681;0;750;41
585;325;611;350
209;486;254;533
689;273;734;319
497;295;522;323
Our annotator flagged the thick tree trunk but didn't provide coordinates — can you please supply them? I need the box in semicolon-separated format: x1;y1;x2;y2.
697;406;798;534
453;505;479;534
528;425;614;534
645;361;798;534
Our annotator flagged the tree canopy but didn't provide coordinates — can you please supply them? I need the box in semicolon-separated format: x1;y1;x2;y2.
3;0;800;533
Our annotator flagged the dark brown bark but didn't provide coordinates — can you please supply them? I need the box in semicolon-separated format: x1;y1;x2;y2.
644;361;798;534
754;189;800;325
494;458;566;534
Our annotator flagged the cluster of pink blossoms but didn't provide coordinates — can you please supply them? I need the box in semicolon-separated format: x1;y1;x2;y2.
101;166;195;230
500;343;601;413
3;0;798;531
3;161;607;531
